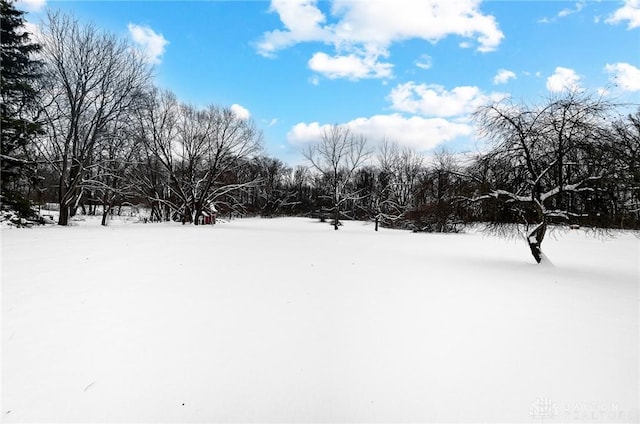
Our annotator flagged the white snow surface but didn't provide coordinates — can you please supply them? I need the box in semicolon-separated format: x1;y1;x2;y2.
1;217;639;423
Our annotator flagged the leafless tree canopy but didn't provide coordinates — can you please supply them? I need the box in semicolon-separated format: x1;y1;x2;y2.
303;125;371;229
470;92;616;262
372;139;424;229
134;88;263;224
36;11;151;225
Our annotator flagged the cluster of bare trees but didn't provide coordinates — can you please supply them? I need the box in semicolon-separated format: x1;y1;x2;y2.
36;12;150;225
132;89;262;224
31;11;263;225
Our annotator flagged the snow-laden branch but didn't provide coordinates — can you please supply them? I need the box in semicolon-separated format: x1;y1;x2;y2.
540;176;602;202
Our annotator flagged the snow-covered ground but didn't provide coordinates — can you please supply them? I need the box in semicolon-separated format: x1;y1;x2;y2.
2;217;638;423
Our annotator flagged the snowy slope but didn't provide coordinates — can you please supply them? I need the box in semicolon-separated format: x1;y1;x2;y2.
2;217;638;422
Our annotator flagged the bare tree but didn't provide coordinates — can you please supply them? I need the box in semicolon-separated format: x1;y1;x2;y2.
36;11;150;225
84;111;140;226
374;140;424;230
303;125;371;230
194;106;262;223
130;88;179;221
136;88;262;224
471;92;613;263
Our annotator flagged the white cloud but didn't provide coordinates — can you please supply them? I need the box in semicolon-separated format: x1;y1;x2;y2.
538;1;586;24
388;82;506;117
558;1;585;18
347;114;473;151
15;0;46;12
605;62;640;91
256;0;331;57
329;0;504;52
257;0;504;80
546;67;582;93
308;51;393;80
287;122;322;145
259;0;504;54
261;117;279;127
128;23;168;65
288;80;500;152
415;54;432;70
606;0;640;29
557;8;572;18
287;114;472;151
230;104;251;120
493;69;516;85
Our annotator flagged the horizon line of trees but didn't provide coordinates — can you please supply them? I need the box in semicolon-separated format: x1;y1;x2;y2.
2;2;639;263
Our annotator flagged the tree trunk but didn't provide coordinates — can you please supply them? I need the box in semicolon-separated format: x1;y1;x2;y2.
150;204;160;222
334;205;339;230
101;207;109;226
527;222;547;264
182;205;192;224
58;204;69;226
375;216;379;231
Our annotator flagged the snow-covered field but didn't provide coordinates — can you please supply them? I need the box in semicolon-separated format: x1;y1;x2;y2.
2;217;638;423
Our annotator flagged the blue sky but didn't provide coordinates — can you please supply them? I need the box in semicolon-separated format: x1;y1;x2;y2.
17;0;640;164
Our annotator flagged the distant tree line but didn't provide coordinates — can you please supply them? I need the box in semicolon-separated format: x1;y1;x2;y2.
2;3;639;263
